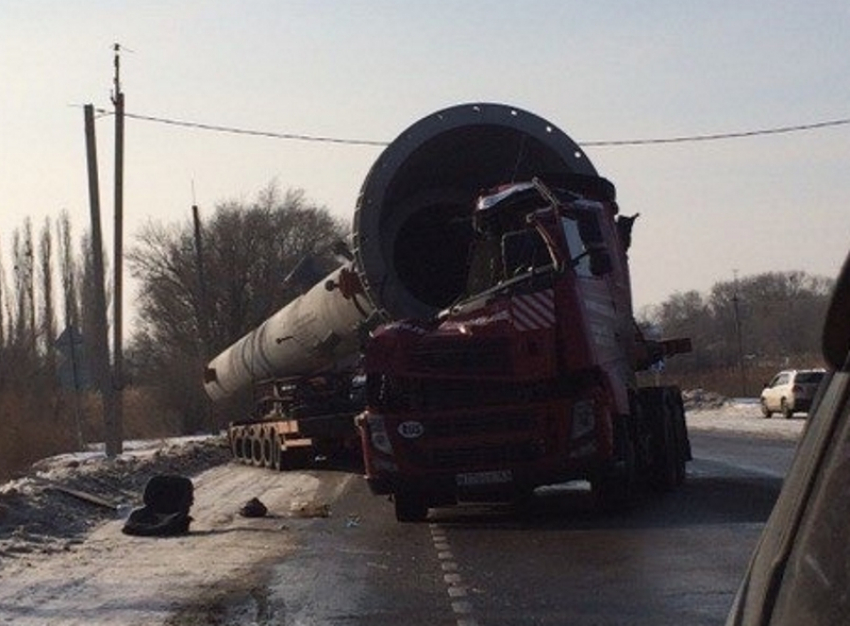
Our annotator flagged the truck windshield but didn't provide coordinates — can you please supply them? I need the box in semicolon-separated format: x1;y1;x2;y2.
465;226;554;295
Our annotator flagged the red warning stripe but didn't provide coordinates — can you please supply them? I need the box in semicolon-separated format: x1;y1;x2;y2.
511;290;555;331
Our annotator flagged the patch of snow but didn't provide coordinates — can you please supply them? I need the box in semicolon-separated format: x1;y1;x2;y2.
0;435;345;625
686;398;806;441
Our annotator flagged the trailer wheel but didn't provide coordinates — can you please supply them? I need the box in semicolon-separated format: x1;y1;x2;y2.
240;432;253;464
261;429;276;468
394;492;428;523
251;431;264;467
230;433;244;462
269;430;283;471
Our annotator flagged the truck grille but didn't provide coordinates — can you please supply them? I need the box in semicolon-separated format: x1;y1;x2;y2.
409;338;511;376
423;441;543;470
395;411;547;470
427;411;534;438
369;376;556;412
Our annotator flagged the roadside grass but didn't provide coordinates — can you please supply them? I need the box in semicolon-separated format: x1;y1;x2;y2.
0;386;182;483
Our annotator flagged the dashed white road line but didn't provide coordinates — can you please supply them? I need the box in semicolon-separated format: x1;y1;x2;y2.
429;523;480;626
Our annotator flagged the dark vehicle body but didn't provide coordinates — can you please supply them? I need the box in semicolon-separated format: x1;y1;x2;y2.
726;249;850;625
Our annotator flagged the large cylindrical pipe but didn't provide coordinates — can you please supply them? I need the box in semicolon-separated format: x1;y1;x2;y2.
352;102;596;320
204;265;372;400
204;103;596;401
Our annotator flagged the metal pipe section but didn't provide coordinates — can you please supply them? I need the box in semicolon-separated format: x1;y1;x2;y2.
204;265;372;400
204;102;596;401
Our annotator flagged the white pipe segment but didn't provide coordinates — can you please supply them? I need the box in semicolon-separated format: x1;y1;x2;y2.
203;265;375;401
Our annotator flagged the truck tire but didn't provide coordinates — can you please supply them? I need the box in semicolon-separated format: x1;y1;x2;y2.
670;393;689;487
268;428;283;471
592;436;636;514
650;401;682;493
230;433;244;462
394;492;428;523
261;429;276;468
251;428;264;467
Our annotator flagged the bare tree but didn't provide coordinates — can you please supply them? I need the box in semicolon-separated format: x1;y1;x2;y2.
38;217;57;370
57;210;80;332
642;270;834;395
128;183;347;432
11;221;37;359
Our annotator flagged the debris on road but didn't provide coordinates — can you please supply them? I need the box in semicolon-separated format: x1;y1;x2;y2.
122;474;195;537
239;497;268;518
289;501;331;518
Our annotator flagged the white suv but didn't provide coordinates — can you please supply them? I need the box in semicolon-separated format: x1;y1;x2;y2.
760;369;826;419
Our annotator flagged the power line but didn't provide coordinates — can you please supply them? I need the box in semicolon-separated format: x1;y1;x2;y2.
581;117;850;147
96;109;389;147
93;107;850;148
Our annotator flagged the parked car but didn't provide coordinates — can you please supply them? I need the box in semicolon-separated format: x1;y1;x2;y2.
726;249;850;626
759;368;826;418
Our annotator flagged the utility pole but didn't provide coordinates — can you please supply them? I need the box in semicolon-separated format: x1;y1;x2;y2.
192;198;215;433
192;199;210;357
111;43;126;454
732;270;747;398
83;104;119;456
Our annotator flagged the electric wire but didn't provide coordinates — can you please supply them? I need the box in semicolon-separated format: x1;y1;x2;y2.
96;109;389;147
92;107;850;148
581;118;850;146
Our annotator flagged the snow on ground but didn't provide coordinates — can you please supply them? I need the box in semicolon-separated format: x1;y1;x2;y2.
0;394;805;625
0;437;353;625
684;392;807;441
0;465;340;626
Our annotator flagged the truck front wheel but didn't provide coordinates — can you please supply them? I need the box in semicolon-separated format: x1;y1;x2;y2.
394;492;428;523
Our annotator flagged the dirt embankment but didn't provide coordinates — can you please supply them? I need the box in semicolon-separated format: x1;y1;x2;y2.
0;436;351;625
0;437;232;560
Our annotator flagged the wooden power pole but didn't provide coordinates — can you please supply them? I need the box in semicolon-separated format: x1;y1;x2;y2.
111;43;126;453
83;104;120;456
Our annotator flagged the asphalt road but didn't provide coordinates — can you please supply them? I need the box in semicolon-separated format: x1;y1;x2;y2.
259;431;797;626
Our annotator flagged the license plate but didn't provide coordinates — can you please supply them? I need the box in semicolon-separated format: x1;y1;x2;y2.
455;470;513;487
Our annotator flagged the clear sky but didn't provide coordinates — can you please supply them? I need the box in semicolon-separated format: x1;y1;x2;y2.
2;0;848;317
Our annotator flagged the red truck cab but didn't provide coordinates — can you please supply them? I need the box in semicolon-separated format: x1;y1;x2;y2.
359;175;688;521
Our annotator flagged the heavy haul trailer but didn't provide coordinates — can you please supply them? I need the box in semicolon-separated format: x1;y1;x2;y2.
203;259;375;468
354;104;693;521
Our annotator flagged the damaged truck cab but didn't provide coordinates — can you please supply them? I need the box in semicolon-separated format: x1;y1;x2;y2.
360;176;691;522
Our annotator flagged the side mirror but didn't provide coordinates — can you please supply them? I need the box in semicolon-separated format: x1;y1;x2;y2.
589;248;613;276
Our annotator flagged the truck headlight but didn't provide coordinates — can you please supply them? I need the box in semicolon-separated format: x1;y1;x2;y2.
367;414;394;455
